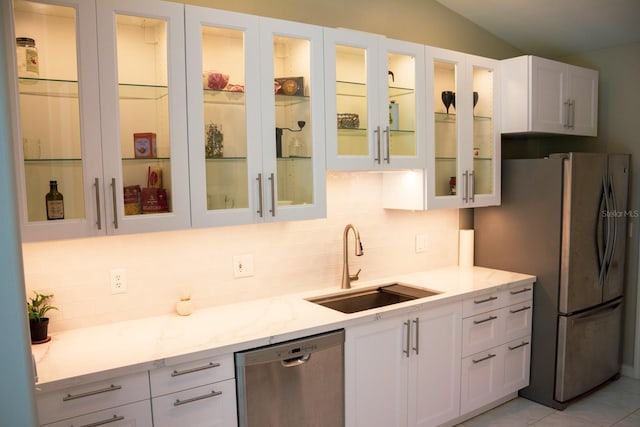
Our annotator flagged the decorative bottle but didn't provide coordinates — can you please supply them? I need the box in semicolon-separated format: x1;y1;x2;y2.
46;180;64;220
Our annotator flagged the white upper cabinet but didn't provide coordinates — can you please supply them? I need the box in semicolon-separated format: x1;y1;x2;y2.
501;55;598;136
383;48;501;210
324;28;426;170
10;0;103;241
186;7;326;227
96;0;191;235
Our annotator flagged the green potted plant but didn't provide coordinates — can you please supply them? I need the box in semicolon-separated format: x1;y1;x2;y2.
27;291;58;344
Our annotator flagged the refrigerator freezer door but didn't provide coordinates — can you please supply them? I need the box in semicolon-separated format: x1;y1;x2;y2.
558;153;608;314
602;154;630;303
555;298;622;402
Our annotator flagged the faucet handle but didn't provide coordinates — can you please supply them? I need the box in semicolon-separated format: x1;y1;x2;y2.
350;268;361;281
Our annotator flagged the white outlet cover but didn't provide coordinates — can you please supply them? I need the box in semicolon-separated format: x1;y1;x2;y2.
233;254;254;278
415;234;428;253
110;268;127;294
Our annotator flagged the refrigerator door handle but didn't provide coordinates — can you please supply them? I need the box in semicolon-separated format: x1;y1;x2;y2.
605;176;618;280
597;176;610;286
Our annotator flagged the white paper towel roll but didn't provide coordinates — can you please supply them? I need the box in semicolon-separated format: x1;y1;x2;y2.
459;229;474;268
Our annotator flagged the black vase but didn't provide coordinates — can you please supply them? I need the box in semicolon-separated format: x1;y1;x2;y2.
441;91;454;114
473;91;479;109
29;318;49;343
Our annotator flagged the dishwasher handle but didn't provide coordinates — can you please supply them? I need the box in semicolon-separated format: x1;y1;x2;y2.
281;354;311;368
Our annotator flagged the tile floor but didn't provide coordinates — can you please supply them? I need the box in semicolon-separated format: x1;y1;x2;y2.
457;376;640;426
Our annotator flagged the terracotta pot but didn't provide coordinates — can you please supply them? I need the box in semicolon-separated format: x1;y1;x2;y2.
29;318;49;343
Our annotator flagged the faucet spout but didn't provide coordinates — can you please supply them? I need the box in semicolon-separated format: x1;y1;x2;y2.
342;224;364;289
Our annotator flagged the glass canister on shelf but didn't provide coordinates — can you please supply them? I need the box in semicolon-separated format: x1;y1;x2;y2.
45;180;64;220
205;122;224;158
16;37;39;78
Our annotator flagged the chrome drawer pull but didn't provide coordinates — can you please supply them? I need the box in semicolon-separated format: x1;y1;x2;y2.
171;362;220;377
509;305;531;314
412;318;420;355
474;295;498;304
81;415;125;427
174;390;222;406
472;353;496;364
94;178;102;230
508;341;530;351
403;320;411;357
510;287;532;295
473;315;497;325
62;384;122;402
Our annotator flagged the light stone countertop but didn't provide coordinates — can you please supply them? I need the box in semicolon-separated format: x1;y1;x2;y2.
31;265;535;393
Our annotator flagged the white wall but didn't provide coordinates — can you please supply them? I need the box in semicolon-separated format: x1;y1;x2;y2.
22;171;459;332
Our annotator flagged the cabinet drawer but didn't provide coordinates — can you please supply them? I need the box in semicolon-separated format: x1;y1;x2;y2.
37;371;150;425
460;347;504;414
150;353;234;397
462;310;503;357
503;283;534;306
463;290;502;317
42;399;152;427
503;336;531;394
151;378;237;427
504;301;533;342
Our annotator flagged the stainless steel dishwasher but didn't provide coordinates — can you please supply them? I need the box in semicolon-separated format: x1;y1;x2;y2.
235;329;345;427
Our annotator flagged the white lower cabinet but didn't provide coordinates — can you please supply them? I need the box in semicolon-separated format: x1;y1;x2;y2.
36;371;151;426
150;353;237;427
345;301;462;427
43;400;152;427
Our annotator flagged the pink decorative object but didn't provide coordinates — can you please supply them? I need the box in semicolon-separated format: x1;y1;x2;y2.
203;71;229;90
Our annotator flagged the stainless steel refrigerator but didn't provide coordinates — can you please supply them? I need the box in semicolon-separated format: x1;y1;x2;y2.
474;152;630;409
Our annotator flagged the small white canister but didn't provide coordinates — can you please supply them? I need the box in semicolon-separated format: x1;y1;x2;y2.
16;37;39;78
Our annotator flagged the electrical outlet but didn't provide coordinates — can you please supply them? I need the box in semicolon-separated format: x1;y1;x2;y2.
415;234;428;253
110;268;127;294
233;254;254;278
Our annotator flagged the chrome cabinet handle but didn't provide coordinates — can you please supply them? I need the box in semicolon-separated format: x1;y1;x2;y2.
94;178;102;230
474;295;498;304
403;320;411;357
110;178;118;229
563;100;570;128
473;315;497;325
472;353;496;364
174;390;222;407
268;172;276;217
81;415;125;427
510;287;532;295
383;125;390;164
469;170;475;203
412;317;420;355
508;341;530;351
462;170;469;202
171;362;220;377
63;384;122;402
256;174;263;217
509;305;531;314
569;100;575;129
374;125;381;164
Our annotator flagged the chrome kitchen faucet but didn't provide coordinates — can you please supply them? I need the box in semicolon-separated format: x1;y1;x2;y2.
342;224;364;289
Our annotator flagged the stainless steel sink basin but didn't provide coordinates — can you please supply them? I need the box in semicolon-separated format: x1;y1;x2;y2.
307;283;441;314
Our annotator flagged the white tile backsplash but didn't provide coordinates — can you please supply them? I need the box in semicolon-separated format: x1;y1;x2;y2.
22;172;459;332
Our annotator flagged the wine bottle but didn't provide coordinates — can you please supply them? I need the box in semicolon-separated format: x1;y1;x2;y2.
46;180;64;220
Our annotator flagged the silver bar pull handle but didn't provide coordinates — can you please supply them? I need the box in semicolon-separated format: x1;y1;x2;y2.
508;341;530;351
383;125;390;164
510;287;532;295
256;174;264;217
509;305;531;314
403;320;411;357
563;100;570;128
374;126;381;164
94;178;102;230
472;353;496;364
174;390;222;407
80;415;125;427
474;295;498;304
412;317;420;355
469;170;475;203
462;170;469;202
268;172;276;217
569;100;575;129
110;178;118;229
63;384;122;402
171;362;220;377
473;315;498;325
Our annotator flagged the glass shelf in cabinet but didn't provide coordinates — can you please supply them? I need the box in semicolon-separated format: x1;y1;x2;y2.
336;80;366;98
122;157;171;162
473;115;492;121
472;156;493;161
18;77;78;98
388;85;414;98
205;156;247;161
337;128;367;135
276;156;312;161
389;129;415;135
119;83;168;101
203;88;245;105
23;157;82;163
275;93;310;107
435;112;458;123
435;156;457;161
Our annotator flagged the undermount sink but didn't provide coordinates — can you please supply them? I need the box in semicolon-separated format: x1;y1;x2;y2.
307;283;441;314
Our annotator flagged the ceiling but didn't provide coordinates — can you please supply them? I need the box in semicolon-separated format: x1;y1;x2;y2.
435;0;640;58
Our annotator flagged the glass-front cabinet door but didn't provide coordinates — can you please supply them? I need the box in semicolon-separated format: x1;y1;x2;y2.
9;0;103;241
97;0;190;234
325;29;425;170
